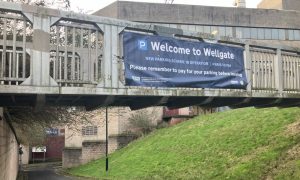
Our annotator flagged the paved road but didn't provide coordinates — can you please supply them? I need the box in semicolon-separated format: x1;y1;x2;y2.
27;169;73;180
23;162;76;180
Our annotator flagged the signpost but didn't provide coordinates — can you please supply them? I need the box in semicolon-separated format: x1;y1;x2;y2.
32;146;46;163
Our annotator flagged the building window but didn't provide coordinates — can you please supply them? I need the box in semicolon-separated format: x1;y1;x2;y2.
169;24;177;28
180;24;189;30
294;30;300;40
257;28;265;39
219;27;225;36
211;26;218;33
225;27;233;37
243;28;251;39
236;27;242;38
188;25;196;31
271;29;279;40
288;30;294;40
203;26;211;34
279;29;285;40
161;24;300;41
82;126;98;136
196;25;204;33
251;28;258;39
264;29;272;39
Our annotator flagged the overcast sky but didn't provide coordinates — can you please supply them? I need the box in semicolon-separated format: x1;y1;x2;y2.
70;0;262;13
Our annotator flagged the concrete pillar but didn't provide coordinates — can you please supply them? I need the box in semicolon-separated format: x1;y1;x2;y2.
275;48;283;93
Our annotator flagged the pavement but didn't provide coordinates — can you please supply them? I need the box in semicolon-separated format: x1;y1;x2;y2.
27;169;73;180
21;162;79;180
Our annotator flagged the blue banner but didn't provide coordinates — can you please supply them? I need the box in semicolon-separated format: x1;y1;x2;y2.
123;32;247;89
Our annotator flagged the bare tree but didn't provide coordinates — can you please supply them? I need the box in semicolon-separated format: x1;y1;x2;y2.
7;106;110;145
2;0;70;9
128;108;162;136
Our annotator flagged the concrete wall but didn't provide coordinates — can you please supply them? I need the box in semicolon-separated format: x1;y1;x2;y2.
94;1;300;29
0;108;19;180
21;145;29;165
284;0;300;11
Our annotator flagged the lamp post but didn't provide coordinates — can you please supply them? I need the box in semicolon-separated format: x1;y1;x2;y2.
105;107;108;173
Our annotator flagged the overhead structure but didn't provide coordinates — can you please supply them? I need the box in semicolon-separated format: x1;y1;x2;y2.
0;1;300;110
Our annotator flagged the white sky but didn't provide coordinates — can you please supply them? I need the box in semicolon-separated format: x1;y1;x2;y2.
70;0;263;13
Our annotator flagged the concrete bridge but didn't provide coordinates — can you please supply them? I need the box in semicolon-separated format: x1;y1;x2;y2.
0;1;300;110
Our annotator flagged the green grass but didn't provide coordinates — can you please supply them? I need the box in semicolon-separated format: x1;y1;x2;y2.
68;107;300;180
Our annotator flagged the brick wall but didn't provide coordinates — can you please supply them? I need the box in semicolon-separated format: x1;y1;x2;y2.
0;108;19;180
81;140;105;163
46;136;65;160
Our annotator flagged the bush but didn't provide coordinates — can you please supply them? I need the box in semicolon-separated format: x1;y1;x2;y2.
128;109;158;136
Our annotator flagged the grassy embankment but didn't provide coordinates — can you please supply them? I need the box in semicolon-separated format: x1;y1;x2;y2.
69;107;300;179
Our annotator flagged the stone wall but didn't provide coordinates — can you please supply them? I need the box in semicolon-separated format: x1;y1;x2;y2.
0;108;19;180
62;147;82;168
81;140;105;163
63;134;137;168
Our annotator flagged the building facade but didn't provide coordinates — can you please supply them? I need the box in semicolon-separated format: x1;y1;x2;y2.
258;0;300;11
94;1;300;48
63;107;162;168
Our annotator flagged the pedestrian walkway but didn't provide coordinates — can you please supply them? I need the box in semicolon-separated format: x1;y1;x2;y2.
21;162;75;180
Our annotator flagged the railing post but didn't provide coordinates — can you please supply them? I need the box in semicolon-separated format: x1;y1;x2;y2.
22;13;57;86
244;43;252;92
274;48;283;93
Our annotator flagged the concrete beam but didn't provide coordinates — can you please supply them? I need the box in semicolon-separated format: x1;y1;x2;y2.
85;96;115;111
